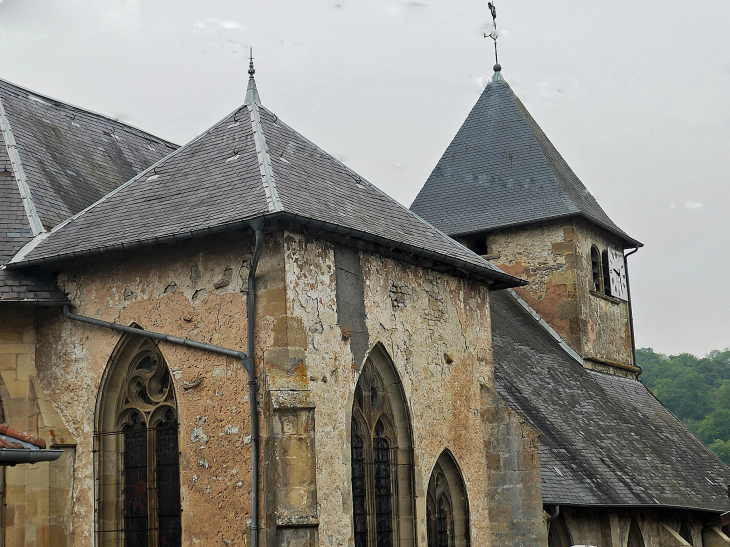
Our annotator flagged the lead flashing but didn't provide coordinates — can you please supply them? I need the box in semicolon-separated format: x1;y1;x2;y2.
0;97;44;236
506;288;584;364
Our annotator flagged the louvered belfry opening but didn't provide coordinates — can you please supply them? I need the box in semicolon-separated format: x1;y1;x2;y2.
350;346;416;547
95;335;181;547
591;246;602;292
601;250;612;296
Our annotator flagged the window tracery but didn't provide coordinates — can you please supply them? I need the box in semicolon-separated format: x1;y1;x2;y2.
350;347;415;547
427;452;469;547
96;336;181;547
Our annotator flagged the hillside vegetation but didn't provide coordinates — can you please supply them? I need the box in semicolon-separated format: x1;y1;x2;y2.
637;347;730;465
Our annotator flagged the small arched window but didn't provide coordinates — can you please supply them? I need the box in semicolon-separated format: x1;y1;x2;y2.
601;250;612;296
351;346;415;547
427;451;470;547
627;519;645;547
590;246;602;293
96;334;181;547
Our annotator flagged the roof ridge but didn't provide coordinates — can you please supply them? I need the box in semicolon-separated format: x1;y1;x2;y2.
0;78;178;149
0;97;44;236
9;103;248;264
248;101;282;213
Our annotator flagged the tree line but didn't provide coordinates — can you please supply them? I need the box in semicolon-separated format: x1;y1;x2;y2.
637;347;730;465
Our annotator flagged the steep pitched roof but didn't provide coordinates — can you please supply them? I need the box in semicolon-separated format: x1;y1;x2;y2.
410;71;640;248
491;289;730;511
0;78;178;229
0;78;177;303
10;74;524;289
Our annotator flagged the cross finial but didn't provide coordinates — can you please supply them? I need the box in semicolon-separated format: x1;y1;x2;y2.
248;48;255;79
484;1;500;71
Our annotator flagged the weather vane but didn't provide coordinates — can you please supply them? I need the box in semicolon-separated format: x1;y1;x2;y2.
484;1;501;70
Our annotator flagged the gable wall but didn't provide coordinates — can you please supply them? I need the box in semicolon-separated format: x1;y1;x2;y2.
280;231;546;546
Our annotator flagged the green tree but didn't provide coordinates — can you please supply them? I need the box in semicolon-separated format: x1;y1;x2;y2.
637;347;730;465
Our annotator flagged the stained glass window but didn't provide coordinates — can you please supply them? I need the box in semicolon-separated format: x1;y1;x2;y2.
351;351;413;547
96;338;181;547
427;453;470;547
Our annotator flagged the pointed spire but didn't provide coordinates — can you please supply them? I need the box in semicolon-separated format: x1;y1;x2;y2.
244;48;261;106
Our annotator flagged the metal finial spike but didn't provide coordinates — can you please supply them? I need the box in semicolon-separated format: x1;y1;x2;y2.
248;48;255;79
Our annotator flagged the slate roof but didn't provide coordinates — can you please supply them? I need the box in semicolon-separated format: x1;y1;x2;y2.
410;71;641;248
491;289;730;512
1;123;68;303
10;74;524;289
0;78;178;303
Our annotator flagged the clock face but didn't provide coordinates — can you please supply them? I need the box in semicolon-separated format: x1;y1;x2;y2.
607;248;628;301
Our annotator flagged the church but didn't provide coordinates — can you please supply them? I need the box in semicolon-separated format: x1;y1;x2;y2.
1;52;729;547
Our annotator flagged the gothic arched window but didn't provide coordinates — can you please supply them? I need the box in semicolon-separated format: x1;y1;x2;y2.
351;346;415;547
95;335;181;547
426;451;470;547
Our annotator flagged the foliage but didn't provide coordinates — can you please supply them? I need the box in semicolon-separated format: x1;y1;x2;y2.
637;347;730;465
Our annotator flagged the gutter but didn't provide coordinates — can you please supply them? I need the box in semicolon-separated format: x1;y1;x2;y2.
8;211;526;289
61;220;265;546
0;448;62;465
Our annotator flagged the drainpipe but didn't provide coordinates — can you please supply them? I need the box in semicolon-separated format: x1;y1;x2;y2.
546;505;560;537
547;505;560;522
246;219;264;547
61;221;266;547
624;247;641;375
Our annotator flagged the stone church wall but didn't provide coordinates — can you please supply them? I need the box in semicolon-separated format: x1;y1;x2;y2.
571;218;633;369
277;231;546;546
486;218;633;369
4;228;547;547
33;233;259;547
484;220;579;352
0;306;76;547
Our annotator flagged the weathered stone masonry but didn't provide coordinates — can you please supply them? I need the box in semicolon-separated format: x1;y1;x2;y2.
11;227;546;547
486;218;633;369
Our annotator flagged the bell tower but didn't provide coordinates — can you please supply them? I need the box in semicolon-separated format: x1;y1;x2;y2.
411;65;642;377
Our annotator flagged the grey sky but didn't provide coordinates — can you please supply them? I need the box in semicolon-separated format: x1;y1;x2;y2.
1;0;728;357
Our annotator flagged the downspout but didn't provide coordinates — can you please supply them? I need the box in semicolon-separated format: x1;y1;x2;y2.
546;505;560;537
61;221;266;546
246;219;264;547
624;247;641;375
547;505;560;522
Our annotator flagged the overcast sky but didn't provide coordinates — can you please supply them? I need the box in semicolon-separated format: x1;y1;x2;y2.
1;0;728;357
